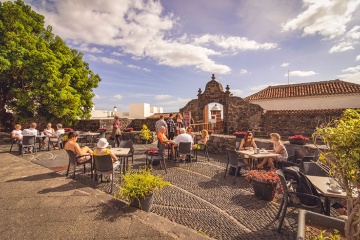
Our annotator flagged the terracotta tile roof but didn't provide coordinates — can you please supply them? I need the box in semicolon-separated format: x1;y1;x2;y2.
244;80;360;101
264;109;347;116
147;113;179;119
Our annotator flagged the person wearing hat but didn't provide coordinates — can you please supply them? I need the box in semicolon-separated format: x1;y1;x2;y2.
93;138;120;180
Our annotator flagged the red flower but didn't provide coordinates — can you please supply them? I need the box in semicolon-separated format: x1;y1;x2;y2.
246;170;283;194
288;135;309;141
233;131;247;135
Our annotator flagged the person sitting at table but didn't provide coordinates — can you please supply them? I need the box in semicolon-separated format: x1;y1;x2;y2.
21;122;38;153
64;131;93;163
172;128;194;161
44;123;65;150
194;129;209;150
186;125;195;139
239;131;257;167
93;138;120;180
11;124;23;141
40;123;55;149
257;133;288;171
157;126;174;145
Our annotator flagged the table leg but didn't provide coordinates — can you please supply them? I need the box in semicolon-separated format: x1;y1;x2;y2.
324;197;330;216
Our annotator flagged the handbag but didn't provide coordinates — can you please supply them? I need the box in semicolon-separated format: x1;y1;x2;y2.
115;127;120;135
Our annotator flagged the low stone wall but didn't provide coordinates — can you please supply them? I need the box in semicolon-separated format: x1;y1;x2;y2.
120;131;156;144
204;134;323;160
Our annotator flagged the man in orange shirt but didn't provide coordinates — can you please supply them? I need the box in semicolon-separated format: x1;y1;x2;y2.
157;126;174;145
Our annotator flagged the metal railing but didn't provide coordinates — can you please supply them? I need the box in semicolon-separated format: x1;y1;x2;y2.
190;122;224;133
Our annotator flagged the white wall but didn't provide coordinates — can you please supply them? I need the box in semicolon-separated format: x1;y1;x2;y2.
90;110;112;119
249;94;360;111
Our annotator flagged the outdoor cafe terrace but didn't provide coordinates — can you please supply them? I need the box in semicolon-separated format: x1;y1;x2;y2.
0;130;345;240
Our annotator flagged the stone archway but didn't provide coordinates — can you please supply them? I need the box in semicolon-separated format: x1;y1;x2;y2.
179;74;264;133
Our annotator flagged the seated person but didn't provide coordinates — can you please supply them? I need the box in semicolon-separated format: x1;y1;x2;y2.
44;123;65;150
194;129;209;149
64;131;93;163
157;126;174;145
21;122;38;153
186;126;195;139
93;138;120;180
11;124;23;141
239;131;257;167
257;133;288;171
172;128;194;161
43;123;55;136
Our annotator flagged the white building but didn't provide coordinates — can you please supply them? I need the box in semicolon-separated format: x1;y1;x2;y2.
244;80;360;111
90;103;163;119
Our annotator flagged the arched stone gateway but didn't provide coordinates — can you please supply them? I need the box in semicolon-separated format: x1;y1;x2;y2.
179;74;264;133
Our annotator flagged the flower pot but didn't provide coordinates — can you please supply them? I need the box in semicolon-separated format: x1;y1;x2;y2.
130;193;154;212
251;178;276;201
289;139;307;145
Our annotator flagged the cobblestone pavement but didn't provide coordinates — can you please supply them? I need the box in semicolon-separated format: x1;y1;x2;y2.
1;143;300;240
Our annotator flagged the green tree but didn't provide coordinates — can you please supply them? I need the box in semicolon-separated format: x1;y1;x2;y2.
313;109;360;240
0;0;101;127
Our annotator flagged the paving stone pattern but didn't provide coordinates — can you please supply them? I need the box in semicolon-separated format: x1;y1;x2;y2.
1;143;300;240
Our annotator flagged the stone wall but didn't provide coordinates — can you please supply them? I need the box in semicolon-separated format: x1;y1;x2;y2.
74;118;158;132
120;131;156;144
261;109;345;137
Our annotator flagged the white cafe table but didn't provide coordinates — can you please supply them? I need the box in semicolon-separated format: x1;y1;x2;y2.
236;150;280;169
306;175;349;216
110;148;131;174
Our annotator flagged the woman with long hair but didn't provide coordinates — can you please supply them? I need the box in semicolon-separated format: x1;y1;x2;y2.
257;133;288;171
175;114;183;135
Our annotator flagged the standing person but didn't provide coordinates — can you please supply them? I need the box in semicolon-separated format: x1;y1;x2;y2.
112;116;121;147
166;114;176;140
175;114;183;135
257;133;288;171
155;115;167;134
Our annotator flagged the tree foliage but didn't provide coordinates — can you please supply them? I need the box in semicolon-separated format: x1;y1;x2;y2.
0;0;101;127
313;109;360;240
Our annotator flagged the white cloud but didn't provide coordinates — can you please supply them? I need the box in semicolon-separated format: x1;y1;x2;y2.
280;62;289;67
287;70;317;77
155;95;172;100
111;51;125;56
356;55;360;61
282;0;360;39
193;34;277;51
329;25;360;53
231;89;243;96
337;72;360;84
127;64;152;72
113;95;123;100
31;0;233;74
342;65;360;73
88;55;122;64
73;43;103;53
94;94;101;99
239;69;248;75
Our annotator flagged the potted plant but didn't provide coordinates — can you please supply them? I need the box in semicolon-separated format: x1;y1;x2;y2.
288;134;309;145
233;131;247;138
246;170;282;201
313;109;360;239
115;167;171;212
64;128;73;132
208;130;213;135
140;124;152;144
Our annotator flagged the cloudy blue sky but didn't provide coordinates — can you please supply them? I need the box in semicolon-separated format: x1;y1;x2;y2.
26;0;360;112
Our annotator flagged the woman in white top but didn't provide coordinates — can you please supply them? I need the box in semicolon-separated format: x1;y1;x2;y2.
43;123;55;136
257;133;288;171
11;124;23;141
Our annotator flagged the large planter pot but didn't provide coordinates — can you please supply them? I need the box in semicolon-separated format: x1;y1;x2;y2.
130;193;154;212
289;139;307;145
297;210;345;239
251;179;276;201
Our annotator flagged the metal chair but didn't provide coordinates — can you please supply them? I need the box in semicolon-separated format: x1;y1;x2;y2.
196;142;209;161
301;162;328;176
224;149;250;184
176;142;192;162
285;155;315;171
48;134;65;150
93;155;115;193
275;169;324;232
119;140;134;164
9;138;18;152
65;150;93;179
75;131;85;146
20;135;37;156
146;143;167;173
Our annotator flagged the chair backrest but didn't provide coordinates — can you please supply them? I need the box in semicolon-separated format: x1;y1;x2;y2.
65;150;77;164
276;169;290;195
299;156;315;172
285;145;295;162
158;143;166;154
22;135;36;145
98;132;106;139
301;162;328;176
235;141;240;149
283;168;321;206
94;155;113;172
119;139;133;148
227;149;239;166
178;142;191;154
